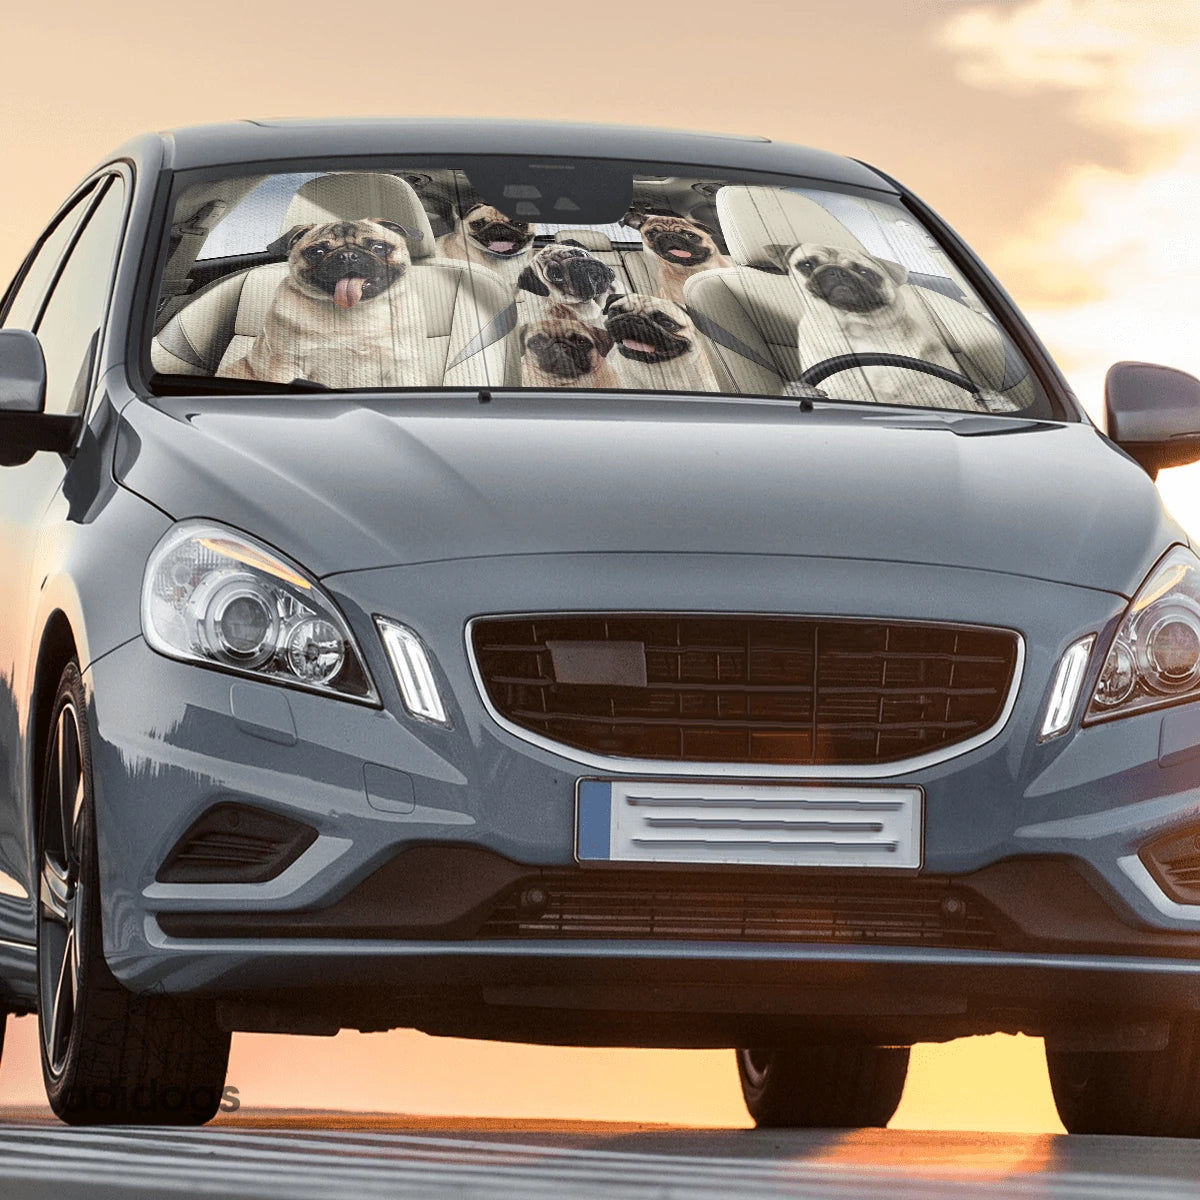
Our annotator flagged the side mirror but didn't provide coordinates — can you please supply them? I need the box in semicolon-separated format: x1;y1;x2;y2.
1105;360;1200;478
0;329;77;466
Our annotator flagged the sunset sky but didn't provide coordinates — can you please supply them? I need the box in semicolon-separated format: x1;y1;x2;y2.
1;0;1197;1130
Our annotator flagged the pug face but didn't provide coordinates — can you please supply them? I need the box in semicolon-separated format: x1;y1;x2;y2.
460;203;534;258
278;219;420;309
623;208;722;268
517;245;617;305
520;305;615;381
602;292;695;364
760;243;909;315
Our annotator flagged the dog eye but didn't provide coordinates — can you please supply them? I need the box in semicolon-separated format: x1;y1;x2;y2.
547;268;563;283
527;334;549;350
303;246;326;262
370;242;389;254
652;314;680;331
794;258;816;274
683;231;700;242
569;335;591;348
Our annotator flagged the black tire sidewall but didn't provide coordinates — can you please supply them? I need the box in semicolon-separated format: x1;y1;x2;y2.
36;661;106;1112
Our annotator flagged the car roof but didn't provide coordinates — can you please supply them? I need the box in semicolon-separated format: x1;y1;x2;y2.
117;118;896;192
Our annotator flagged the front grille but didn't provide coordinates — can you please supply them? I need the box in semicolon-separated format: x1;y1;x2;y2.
479;871;997;950
471;615;1018;765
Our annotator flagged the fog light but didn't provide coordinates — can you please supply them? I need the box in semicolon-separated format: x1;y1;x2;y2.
1039;635;1095;740
376;618;449;725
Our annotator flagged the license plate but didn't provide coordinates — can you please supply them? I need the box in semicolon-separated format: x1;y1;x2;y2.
576;779;922;869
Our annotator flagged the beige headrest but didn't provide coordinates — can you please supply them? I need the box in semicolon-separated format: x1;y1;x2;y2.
553;228;613;252
281;173;435;260
716;186;867;267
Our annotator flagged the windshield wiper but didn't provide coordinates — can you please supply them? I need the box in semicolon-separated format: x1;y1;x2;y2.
151;374;330;396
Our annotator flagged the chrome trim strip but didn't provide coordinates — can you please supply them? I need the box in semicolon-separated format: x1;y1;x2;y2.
142;836;353;906
1118;853;1200;924
465;612;1026;780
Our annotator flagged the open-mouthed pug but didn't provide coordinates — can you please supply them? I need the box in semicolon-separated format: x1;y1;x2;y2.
517;244;618;320
438;202;536;289
753;242;1017;411
622;207;732;307
519;304;620;389
220;219;434;389
602;292;718;393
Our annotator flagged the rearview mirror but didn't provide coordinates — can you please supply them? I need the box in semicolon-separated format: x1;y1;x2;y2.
1106;360;1200;478
0;329;78;466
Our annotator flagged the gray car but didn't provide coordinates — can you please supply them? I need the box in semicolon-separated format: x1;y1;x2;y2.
3;119;1200;1133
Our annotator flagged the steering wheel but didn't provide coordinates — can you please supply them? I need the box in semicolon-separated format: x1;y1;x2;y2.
797;352;998;408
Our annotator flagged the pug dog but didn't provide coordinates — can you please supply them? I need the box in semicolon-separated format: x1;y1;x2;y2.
622;207;732;307
519;304;620;389
220;219;433;389
438;202;536;289
517;244;618;320
754;242;1017;411
602;292;718;393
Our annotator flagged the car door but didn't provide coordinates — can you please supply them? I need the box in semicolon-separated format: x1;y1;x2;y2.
0;173;127;960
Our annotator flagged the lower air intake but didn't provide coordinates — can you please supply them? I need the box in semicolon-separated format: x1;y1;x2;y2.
156;802;317;884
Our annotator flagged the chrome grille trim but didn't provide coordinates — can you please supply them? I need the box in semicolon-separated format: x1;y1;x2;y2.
465;613;1025;779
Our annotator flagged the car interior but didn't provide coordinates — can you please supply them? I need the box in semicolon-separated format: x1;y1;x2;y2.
150;166;1038;411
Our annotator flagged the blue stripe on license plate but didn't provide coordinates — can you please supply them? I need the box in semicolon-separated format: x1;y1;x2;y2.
576;780;613;861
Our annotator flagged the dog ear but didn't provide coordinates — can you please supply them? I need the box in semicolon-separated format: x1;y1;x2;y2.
517;266;550;297
266;224;314;256
620;205;649;231
376;219;423;242
747;243;793;275
602;292;624;314
456;199;487;220
559;238;587;249
517;323;532;352
592;324;615;358
690;219;719;238
873;257;908;286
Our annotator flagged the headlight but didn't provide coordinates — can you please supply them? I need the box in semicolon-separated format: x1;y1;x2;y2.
141;521;377;703
1086;545;1200;723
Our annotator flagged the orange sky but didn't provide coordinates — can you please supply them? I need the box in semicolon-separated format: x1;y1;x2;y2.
2;0;1198;1129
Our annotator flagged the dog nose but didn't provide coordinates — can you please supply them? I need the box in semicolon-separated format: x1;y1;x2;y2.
335;249;362;266
569;259;614;295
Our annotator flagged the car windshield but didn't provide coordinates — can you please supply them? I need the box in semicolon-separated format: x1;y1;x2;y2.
148;158;1060;419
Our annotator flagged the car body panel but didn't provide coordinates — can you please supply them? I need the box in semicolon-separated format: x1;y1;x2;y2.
1;119;1198;1048
114;394;1176;592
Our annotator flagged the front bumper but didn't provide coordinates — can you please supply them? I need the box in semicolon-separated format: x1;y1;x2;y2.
80;553;1200;1037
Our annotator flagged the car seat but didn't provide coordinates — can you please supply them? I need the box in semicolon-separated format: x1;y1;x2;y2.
152;173;519;388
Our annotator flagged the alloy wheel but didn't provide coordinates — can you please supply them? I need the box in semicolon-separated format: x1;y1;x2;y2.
38;701;86;1079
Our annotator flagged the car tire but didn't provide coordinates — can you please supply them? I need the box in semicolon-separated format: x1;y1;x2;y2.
1045;1023;1200;1137
37;661;231;1126
735;1044;910;1128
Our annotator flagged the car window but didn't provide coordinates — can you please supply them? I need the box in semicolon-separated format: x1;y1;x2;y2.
35;176;126;417
150;162;1062;421
0;183;98;333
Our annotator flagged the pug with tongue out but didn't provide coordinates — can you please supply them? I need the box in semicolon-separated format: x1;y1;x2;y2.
437;202;536;290
221;218;436;389
603;292;718;393
621;206;732;308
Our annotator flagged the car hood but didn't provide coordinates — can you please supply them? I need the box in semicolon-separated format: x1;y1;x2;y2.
115;394;1180;594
